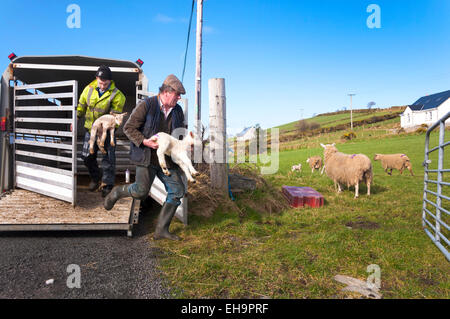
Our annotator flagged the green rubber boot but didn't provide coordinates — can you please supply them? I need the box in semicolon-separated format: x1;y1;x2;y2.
103;185;130;210
153;202;181;241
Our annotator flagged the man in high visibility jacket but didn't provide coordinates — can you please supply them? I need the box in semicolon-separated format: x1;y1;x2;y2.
77;65;126;197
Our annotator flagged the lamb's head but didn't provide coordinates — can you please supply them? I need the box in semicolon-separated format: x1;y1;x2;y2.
184;131;195;147
306;158;310;163
373;154;381;161
111;112;128;126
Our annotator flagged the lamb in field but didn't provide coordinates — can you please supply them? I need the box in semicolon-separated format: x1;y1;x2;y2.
150;131;199;183
291;163;302;172
89;112;127;154
320;143;373;198
306;156;324;174
373;153;414;176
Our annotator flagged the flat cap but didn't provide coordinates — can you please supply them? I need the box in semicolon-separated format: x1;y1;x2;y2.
163;74;186;95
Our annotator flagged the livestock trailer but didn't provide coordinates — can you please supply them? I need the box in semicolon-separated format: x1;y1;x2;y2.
0;55;188;236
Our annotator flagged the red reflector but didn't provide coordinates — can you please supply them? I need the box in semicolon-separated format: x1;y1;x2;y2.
0;117;6;131
8;53;17;61
136;59;144;67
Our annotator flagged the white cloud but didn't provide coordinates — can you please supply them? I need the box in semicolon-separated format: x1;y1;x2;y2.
203;25;215;34
154;13;175;23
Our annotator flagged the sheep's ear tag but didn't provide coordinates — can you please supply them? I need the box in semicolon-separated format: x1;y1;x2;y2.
190;131;194;138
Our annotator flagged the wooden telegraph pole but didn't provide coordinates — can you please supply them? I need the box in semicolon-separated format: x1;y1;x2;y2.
209;78;228;193
348;93;356;130
194;0;203;143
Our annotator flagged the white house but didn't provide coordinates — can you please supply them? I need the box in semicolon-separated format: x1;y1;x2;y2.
400;90;450;129
236;126;257;141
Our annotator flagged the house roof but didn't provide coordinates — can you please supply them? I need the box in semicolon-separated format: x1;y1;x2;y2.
409;90;450;111
236;127;254;137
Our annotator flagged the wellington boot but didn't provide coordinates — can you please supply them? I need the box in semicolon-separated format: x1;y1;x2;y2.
153;202;181;241
103;185;130;211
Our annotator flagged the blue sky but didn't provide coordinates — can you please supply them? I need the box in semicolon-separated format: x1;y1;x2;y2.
1;0;449;134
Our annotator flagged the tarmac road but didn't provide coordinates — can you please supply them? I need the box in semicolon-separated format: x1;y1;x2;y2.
0;199;172;299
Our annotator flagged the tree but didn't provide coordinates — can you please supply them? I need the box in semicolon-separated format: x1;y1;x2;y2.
367;101;376;110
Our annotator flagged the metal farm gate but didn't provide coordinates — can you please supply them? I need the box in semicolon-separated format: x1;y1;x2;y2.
422;111;450;261
13;80;77;205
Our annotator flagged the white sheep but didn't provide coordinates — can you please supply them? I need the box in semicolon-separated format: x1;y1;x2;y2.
373;153;414;176
320;143;373;198
306;156;324;174
291;163;302;172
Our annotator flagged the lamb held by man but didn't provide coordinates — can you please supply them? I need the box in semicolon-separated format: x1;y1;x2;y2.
321;143;373;198
373;153;414;176
306;156;324;174
150;131;199;183
89;112;128;154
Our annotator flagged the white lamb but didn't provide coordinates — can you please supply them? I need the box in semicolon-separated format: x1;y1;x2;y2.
89;112;127;154
291;163;302;172
151;131;199;183
321;143;373;198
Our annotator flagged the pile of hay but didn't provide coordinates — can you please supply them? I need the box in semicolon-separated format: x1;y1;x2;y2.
187;163;290;217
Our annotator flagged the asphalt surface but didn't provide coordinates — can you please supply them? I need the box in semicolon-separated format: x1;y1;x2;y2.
0;200;173;299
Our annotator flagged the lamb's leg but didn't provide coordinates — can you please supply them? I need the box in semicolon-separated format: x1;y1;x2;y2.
354;182;359;198
311;167;314;173
109;128;115;147
187;161;199;177
321;165;325;175
179;162;195;183
89;126;97;154
367;180;371;196
409;167;414;176
99;128;107;154
156;147;171;176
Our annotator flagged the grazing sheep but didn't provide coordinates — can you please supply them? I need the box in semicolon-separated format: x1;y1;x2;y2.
291;163;302;172
320;143;373;198
306;156;323;174
374;153;414;176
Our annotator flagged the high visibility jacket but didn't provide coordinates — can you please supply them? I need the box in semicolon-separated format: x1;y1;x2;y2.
77;79;126;130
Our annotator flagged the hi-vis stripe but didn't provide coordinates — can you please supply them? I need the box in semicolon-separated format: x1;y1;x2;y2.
87;87;118;113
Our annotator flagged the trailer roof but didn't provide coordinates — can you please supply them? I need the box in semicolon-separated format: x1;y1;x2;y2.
11;55;141;68
9;55;143;97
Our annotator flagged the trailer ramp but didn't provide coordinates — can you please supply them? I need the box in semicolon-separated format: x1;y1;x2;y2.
0;188;140;237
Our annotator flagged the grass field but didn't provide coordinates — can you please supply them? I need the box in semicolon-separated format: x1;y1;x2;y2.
274;109;400;133
154;114;449;299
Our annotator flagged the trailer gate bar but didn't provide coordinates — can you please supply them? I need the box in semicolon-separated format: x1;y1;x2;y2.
422;111;450;261
13;80;78;205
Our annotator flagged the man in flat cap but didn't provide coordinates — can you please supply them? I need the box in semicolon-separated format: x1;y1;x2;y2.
77;65;126;197
104;74;187;241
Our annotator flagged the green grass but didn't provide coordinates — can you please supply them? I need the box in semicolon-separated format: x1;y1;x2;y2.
154;122;450;299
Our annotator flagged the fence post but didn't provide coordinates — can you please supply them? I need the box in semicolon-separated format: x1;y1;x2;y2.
209;78;228;193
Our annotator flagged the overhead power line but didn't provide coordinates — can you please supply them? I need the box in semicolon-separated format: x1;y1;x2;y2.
181;0;195;83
